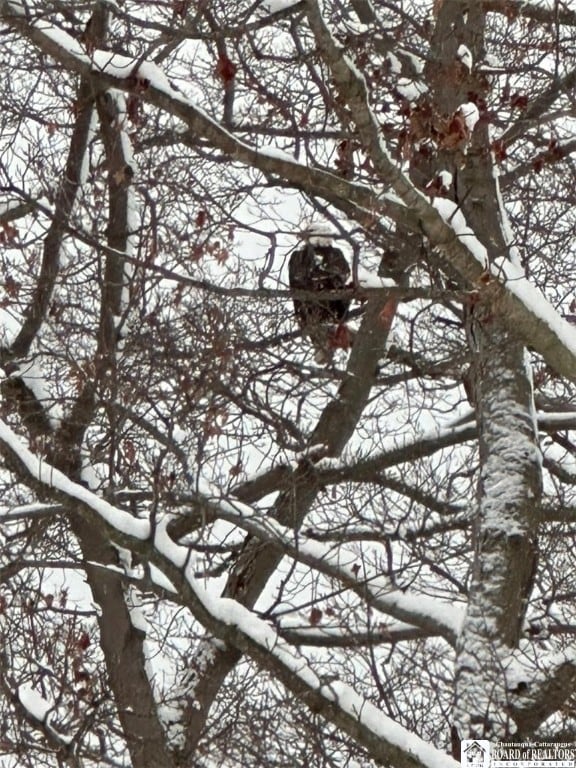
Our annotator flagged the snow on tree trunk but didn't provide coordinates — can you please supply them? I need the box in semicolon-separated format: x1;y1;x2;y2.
453;319;541;743
423;0;542;747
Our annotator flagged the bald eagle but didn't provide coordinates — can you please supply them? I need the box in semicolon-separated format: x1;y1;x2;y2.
288;227;351;363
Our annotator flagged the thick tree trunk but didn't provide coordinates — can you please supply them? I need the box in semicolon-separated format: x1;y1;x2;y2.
423;0;542;748
71;517;175;767
453;318;541;742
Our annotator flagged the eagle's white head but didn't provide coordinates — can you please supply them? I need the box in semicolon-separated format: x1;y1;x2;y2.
301;222;335;247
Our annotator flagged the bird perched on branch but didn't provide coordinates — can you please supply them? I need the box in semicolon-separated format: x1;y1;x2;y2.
288;224;351;363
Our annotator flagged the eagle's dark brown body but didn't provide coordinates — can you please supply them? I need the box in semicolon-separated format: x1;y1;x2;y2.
288;243;351;362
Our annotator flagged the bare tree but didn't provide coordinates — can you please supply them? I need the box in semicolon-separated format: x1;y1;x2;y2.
1;1;576;766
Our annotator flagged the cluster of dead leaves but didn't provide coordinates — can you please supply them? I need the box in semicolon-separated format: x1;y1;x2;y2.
533;137;565;173
215;53;237;84
190;239;230;264
70;629;95;703
328;323;353;351
125;73;151;129
407;100;471;155
334;139;361;179
0;222;18;245
1;268;21;310
172;0;191;18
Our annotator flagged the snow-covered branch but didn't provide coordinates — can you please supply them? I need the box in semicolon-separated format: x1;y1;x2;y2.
302;0;576;382
4;3;576;381
170;489;463;645
508;648;576;733
0;420;149;539
0;198;38;224
0;2;411;236
17;684;73;749
0;416;458;768
235;408;576;505
279;622;436;647
483;0;576;27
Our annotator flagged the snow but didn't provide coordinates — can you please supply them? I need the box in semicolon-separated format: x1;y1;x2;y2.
432;199;576;369
153;515;189;569
80;455;105;490
180;580;459;766
0;308;21;347
262;0;301;12
327;682;459;768
539;411;576;428
79;110;98;185
0;419;150;539
198;592;459;767
439;170;453;189
490;151;521;268
396;76;428;102
31;21;170;98
8;359;61;429
185;488;464;641
493;257;576;359
149;562;178;593
6;8;576;763
18;684;73;745
356;265;397;289
525;351;542;467
482;53;503;71
132;60;173;95
18;683;52;722
1;501;59;520
460;102;480;133
127;586;150;634
343;18;372;35
24;18;319;195
104;90;138;321
257;145;305;168
299;222;340;247
432;198;489;265
387;52;402;75
87;559;124;575
15;1;576;393
457;44;473;71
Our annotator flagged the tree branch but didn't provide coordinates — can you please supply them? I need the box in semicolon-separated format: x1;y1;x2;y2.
0;417;459;768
